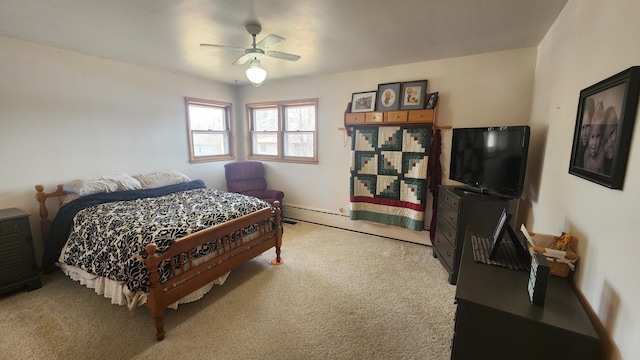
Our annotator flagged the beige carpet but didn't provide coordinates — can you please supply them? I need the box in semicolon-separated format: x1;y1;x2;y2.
0;221;456;360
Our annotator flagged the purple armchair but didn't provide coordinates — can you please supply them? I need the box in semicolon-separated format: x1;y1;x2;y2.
224;161;284;207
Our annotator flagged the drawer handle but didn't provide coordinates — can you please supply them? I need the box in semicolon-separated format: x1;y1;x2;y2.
13;224;19;229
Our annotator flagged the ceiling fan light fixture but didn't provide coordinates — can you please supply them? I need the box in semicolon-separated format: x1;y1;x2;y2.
246;59;267;87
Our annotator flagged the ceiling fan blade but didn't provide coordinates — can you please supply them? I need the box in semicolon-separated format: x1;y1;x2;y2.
200;43;245;51
233;53;257;65
256;34;285;49
267;51;301;61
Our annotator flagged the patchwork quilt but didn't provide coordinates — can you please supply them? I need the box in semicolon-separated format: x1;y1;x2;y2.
350;126;431;231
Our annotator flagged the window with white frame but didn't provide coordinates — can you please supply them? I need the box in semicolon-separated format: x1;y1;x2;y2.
247;98;318;163
185;97;233;163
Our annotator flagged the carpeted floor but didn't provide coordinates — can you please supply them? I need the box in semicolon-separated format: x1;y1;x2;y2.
0;221;456;360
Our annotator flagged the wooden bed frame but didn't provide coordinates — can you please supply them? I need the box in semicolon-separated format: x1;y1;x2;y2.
35;184;283;341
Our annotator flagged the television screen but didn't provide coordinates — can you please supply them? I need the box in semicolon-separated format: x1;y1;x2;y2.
449;126;530;198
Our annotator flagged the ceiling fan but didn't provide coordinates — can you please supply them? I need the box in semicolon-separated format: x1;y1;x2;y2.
200;22;301;86
200;23;301;64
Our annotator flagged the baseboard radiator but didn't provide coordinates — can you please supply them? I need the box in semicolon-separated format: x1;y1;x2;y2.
282;203;432;246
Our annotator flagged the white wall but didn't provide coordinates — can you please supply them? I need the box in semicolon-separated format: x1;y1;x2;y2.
0;33;537;251
238;47;537;241
531;0;640;358
0;36;236;256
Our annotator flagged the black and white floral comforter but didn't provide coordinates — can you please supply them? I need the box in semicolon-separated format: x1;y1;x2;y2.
50;181;271;294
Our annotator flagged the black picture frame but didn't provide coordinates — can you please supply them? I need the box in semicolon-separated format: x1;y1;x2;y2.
376;82;401;111
400;80;428;110
569;66;640;189
350;91;377;113
426;92;439;110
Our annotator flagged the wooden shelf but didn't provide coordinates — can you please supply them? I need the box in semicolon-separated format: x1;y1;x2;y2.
343;103;439;135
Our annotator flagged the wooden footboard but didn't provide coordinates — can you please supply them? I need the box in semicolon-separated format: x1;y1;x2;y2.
34;184;282;341
144;201;282;340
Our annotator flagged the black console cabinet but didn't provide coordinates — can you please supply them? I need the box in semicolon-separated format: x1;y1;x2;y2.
0;208;41;295
450;228;600;360
432;185;508;284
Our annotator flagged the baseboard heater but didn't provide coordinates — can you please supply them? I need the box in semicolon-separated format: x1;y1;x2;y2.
282;204;432;246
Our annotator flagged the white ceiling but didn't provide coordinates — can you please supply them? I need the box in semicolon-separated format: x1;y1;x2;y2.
0;0;568;86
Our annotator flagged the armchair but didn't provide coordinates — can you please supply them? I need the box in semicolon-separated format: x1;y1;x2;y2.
224;161;284;207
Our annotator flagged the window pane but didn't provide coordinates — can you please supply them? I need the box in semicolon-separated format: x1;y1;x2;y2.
193;132;228;156
285;106;315;131
284;131;314;157
252;132;278;155
188;105;226;131
254;108;278;131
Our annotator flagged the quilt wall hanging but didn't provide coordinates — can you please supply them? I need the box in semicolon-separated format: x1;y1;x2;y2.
350;125;431;231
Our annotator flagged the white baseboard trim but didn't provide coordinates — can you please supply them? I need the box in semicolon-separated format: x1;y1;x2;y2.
282;203;432;246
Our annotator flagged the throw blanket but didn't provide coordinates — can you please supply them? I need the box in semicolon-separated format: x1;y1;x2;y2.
428;129;443;243
44;181;271;294
349;126;431;231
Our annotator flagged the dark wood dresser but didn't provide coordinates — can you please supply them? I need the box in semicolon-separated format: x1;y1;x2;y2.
450;228;600;360
0;208;41;295
432;185;508;284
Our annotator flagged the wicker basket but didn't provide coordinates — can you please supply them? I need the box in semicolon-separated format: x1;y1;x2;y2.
523;228;578;278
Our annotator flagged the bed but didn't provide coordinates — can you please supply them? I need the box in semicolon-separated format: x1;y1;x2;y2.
35;173;282;341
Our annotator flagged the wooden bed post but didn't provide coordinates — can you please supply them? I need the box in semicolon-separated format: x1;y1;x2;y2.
144;243;166;341
270;201;284;266
34;184;65;242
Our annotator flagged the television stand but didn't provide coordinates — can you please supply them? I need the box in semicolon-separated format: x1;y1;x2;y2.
432;185;509;284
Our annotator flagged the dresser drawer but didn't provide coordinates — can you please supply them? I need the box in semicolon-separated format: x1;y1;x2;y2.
365;112;384;123
434;230;455;271
0;218;29;236
438;202;459;228
385;111;408;123
408;109;434;122
345;113;365;124
436;215;457;247
439;189;460;211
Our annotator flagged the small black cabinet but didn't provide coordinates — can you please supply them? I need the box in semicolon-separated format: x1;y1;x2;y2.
432;186;508;284
0;208;41;295
450;228;599;359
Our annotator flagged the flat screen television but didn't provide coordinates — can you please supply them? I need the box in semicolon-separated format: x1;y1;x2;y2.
449;126;530;199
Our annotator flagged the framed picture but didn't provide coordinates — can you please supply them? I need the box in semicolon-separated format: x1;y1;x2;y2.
426;92;439;110
569;66;640;189
376;82;401;111
400;80;428;110
351;91;377;113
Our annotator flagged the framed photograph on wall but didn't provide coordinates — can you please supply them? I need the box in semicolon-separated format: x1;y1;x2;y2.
426;92;439;110
400;80;428;110
351;91;377;113
376;82;401;111
568;66;640;189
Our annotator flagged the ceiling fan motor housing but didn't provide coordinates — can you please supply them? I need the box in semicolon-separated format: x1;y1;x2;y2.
246;23;262;36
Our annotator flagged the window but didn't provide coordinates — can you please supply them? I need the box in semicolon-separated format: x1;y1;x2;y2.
185;97;233;163
247;98;318;163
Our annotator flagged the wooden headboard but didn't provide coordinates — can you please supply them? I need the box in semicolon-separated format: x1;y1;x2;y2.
34;184;69;242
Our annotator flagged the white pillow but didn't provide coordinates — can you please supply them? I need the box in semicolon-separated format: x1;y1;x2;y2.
62;177;119;196
62;173;142;196
101;173;143;191
132;170;191;189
